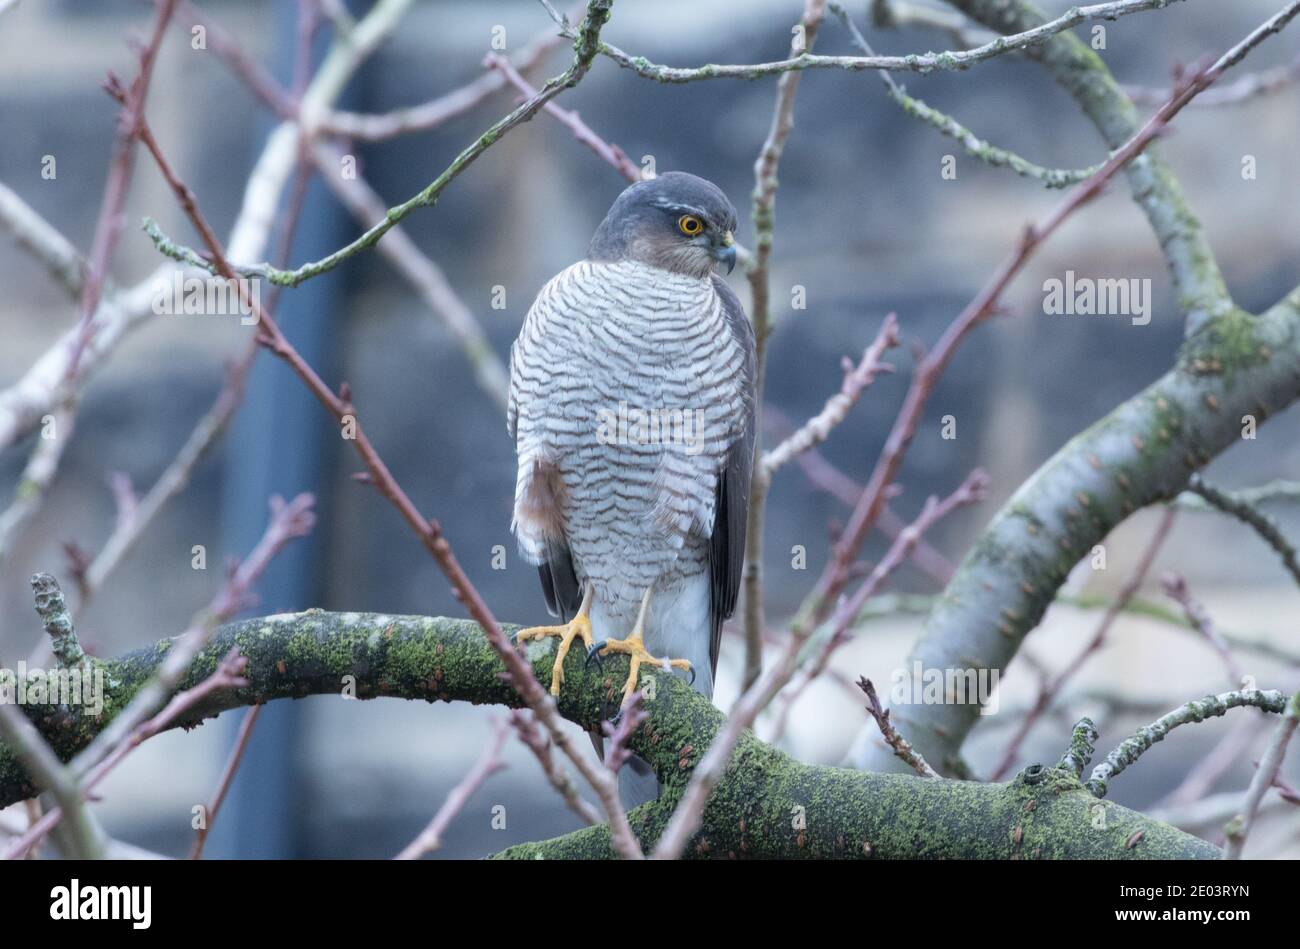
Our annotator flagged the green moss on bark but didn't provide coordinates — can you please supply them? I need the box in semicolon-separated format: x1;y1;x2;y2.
0;611;1220;858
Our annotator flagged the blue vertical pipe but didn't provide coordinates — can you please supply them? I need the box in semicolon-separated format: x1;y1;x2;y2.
204;0;361;859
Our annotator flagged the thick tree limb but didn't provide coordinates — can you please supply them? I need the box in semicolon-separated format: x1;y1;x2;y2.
0;611;1218;858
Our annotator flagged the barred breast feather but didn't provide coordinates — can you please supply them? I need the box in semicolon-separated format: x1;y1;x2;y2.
509;259;754;689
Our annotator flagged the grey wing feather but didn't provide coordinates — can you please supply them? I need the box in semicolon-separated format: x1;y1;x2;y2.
539;545;581;620
707;274;757;675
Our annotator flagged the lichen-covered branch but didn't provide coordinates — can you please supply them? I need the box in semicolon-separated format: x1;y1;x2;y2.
829;4;1102;189
1058;718;1098;779
30;573;86;669
551;0;1183;82
1085;689;1291;799
0;611;1218;859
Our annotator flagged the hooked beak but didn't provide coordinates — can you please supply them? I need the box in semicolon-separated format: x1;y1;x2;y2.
713;231;736;275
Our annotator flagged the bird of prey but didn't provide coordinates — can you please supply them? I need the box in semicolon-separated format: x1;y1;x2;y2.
509;171;755;719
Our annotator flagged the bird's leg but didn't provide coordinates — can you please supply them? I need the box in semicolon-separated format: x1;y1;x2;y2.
588;588;691;706
514;585;594;697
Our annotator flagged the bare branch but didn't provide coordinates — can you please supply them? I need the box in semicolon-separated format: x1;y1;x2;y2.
175;0;297;118
870;0;991;48
859;677;939;778
0;704;105;860
319;8;577;141
601;692;647;774
762;313;899;476
73;344;255;604
396;718;509;860
508;709;602;826
308;143;510;410
188;704;262;859
990;508;1177;781
1223;690;1300;858
1127;52;1300;107
742;0;829;690
1160;573;1243;686
484;52;641;182
65;0;178;380
0;399;75;565
767;468;987;743
1185;474;1300;589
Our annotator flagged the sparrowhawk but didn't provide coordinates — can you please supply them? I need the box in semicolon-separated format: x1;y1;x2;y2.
509;171;755;727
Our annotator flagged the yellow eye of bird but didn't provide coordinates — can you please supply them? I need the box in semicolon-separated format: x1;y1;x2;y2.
678;214;704;236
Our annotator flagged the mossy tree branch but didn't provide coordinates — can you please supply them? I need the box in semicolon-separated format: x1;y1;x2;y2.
0;611;1217;858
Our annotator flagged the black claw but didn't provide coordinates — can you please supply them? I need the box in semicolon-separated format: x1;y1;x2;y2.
686;665;696;687
585;640;607;671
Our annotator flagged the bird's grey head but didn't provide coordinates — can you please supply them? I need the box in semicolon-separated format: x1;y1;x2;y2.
588;171;738;278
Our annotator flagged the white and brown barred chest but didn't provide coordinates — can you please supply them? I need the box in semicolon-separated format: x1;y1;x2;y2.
511;260;748;623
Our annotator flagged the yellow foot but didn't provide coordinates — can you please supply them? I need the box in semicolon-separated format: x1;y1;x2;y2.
594;634;692;704
515;614;593;697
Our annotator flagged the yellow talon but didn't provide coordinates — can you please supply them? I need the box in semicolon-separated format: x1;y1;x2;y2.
595;589;691;704
515;587;594;697
597;633;691;704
